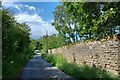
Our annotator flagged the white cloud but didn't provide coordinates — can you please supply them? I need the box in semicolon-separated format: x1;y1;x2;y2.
15;13;58;39
29;6;36;11
24;4;36;11
2;2;38;13
2;1;14;8
51;19;54;23
14;5;21;10
14;4;37;13
2;2;56;39
29;6;36;10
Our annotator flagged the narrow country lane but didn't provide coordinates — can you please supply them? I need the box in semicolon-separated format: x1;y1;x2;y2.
18;54;75;80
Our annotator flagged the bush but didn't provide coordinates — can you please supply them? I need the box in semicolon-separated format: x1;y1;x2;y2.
2;9;34;79
2;53;34;79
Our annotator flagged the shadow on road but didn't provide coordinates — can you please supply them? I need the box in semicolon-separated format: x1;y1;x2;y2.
18;54;75;80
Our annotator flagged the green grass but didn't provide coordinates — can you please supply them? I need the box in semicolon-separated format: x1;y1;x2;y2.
2;53;34;79
43;54;118;79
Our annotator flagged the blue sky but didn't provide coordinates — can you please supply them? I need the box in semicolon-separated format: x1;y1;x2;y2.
18;2;60;22
2;1;61;39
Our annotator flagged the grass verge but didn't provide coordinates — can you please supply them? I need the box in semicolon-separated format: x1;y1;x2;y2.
42;54;118;79
2;53;34;79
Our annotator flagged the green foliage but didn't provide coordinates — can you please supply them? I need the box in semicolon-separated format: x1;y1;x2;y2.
30;39;37;52
39;34;65;54
44;54;67;67
44;54;118;79
40;47;47;58
3;54;31;78
52;2;120;42
35;41;42;50
2;9;32;58
2;9;34;78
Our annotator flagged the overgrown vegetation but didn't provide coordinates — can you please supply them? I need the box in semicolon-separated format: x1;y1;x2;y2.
2;8;35;78
43;54;118;79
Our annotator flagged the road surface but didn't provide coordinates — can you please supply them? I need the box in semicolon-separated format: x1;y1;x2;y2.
18;54;75;80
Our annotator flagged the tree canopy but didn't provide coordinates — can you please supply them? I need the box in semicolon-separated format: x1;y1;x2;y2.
2;8;34;78
39;33;65;51
52;2;120;42
2;9;33;59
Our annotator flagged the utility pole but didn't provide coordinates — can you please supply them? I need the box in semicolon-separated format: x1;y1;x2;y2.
46;30;48;53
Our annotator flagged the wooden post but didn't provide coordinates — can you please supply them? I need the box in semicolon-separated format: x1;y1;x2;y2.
46;30;48;53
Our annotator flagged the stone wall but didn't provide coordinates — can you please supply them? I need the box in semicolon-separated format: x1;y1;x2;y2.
48;38;120;76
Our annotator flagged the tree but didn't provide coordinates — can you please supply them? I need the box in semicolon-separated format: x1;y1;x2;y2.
52;2;120;41
2;7;33;79
39;33;65;52
2;9;32;59
52;5;77;43
36;41;42;50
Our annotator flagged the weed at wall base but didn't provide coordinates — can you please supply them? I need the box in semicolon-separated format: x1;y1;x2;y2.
43;54;118;79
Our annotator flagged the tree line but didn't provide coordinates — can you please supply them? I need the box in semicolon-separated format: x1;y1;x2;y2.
1;7;35;78
2;9;34;60
35;33;65;54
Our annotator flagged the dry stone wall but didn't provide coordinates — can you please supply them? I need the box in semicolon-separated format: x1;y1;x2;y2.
48;39;120;76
